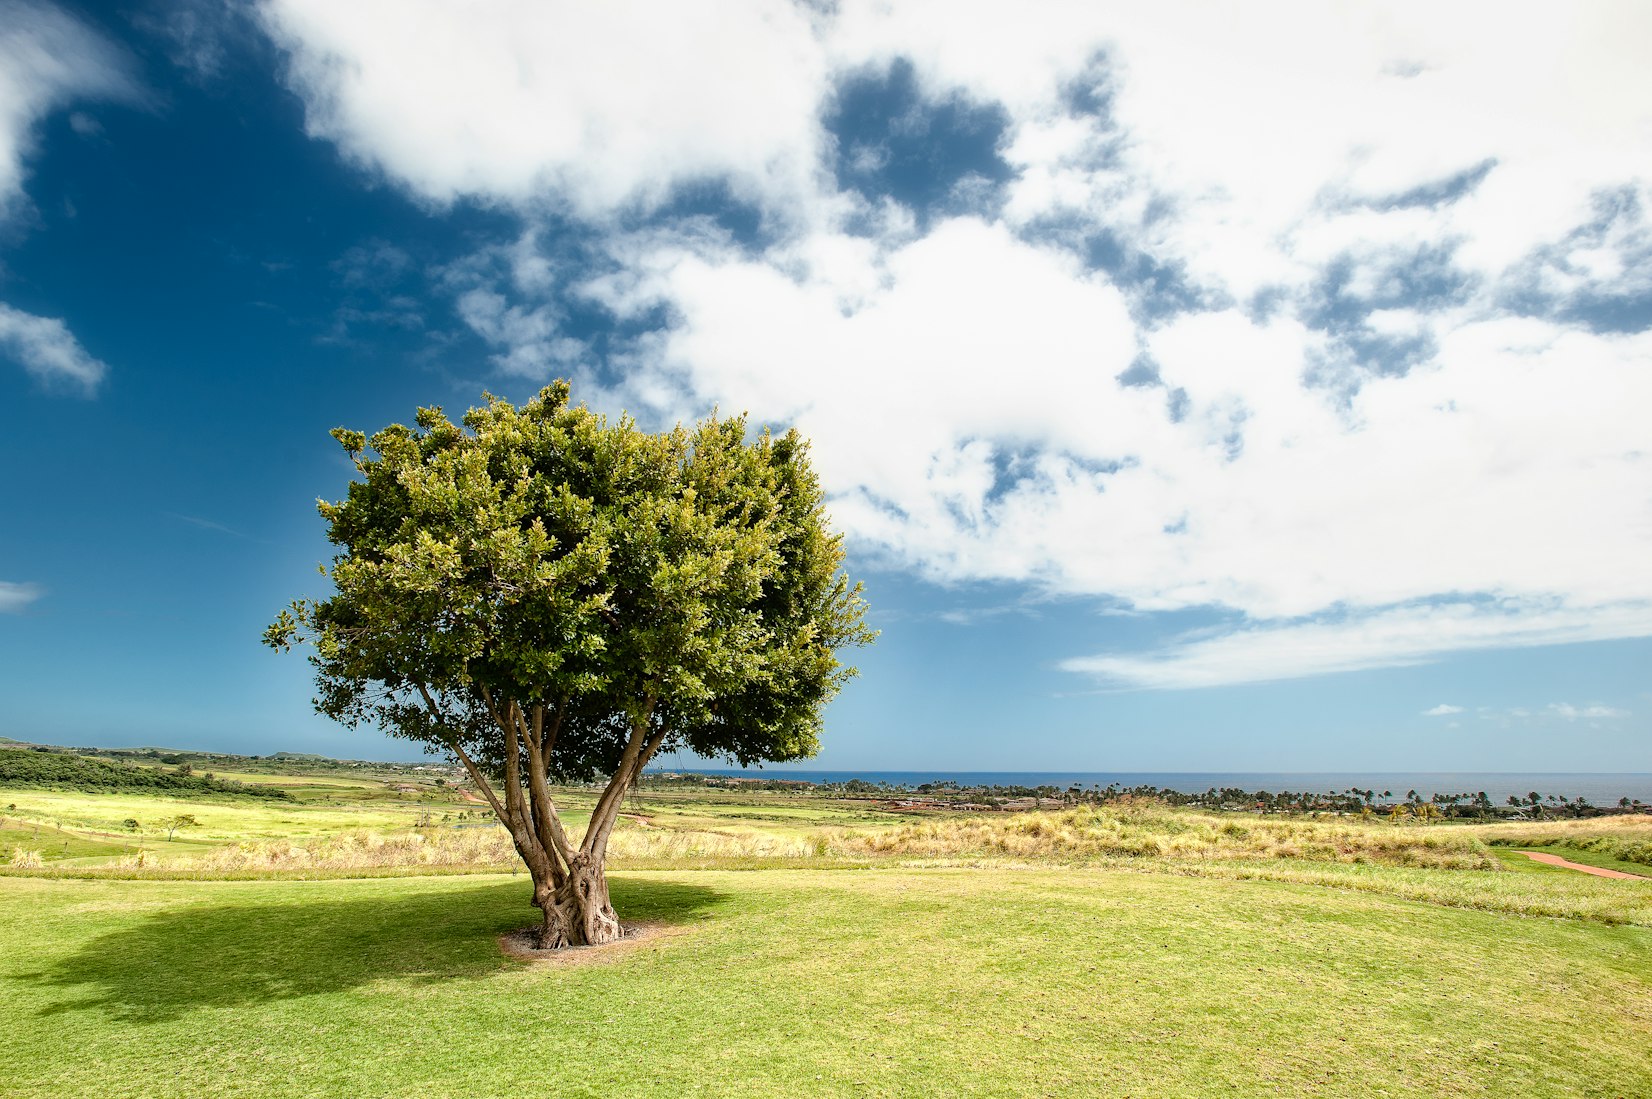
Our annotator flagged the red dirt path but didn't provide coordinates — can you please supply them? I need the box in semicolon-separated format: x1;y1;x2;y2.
1517;850;1650;879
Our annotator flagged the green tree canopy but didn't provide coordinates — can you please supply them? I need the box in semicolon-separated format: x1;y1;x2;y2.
266;382;872;946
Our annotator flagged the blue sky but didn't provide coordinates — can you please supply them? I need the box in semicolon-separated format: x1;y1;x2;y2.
1;1;1648;770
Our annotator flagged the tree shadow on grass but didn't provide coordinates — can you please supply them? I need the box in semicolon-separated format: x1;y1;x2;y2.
24;876;725;1022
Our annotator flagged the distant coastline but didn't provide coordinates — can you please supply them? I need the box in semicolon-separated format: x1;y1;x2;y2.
644;769;1652;804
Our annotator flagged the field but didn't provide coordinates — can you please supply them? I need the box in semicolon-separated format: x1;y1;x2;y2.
3;756;1651;1097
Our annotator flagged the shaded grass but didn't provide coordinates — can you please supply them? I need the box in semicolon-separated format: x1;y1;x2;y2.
3;869;1650;1098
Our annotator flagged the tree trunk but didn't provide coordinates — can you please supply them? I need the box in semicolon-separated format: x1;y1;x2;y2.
452;692;654;950
534;853;621;948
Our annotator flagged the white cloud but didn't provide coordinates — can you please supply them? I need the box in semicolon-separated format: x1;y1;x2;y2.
0;3;135;394
0;302;107;391
1423;704;1464;716
592;248;1652;633
1547;702;1630;721
257;0;832;222
259;1;1652;686
983;0;1652;302
1061;600;1652;690
0;580;42;613
0;1;137;218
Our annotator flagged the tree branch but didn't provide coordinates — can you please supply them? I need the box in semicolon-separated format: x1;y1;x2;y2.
521;701;574;865
585;695;657;861
449;741;507;825
543;693;567;758
639;724;671;770
412;682;512;833
494;694;552;875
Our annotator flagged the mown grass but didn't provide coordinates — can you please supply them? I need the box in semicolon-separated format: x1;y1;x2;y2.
3;868;1649;1098
1158;856;1652;926
1;819;133;863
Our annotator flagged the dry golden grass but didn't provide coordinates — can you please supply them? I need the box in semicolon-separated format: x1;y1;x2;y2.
824;801;1497;869
108;801;1513;873
608;827;818;860
119;825;825;872
1463;813;1652;844
119;827;520;872
1463;814;1652;868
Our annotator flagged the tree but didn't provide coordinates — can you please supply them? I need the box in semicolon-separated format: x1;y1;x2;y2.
266;383;873;948
160;814;197;841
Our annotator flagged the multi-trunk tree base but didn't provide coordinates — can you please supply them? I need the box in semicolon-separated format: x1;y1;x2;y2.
533;856;623;949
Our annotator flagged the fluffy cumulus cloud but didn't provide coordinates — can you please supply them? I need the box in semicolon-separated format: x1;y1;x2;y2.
0;2;133;391
260;0;1652;687
0;0;134;215
256;0;831;220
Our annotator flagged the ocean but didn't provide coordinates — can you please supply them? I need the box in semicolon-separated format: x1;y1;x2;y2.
644;769;1652;804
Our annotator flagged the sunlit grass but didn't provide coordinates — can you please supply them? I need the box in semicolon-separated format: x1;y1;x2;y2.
3;868;1649;1098
0;819;132;862
824;802;1499;869
0;789;468;844
10;786;1652;926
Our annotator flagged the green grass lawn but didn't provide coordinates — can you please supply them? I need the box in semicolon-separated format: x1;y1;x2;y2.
3;867;1650;1098
0;819;134;862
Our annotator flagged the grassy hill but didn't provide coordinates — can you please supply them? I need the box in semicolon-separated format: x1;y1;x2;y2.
0;747;293;801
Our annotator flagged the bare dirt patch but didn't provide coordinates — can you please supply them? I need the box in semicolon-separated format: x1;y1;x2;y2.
497;920;682;966
1518;850;1650;879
